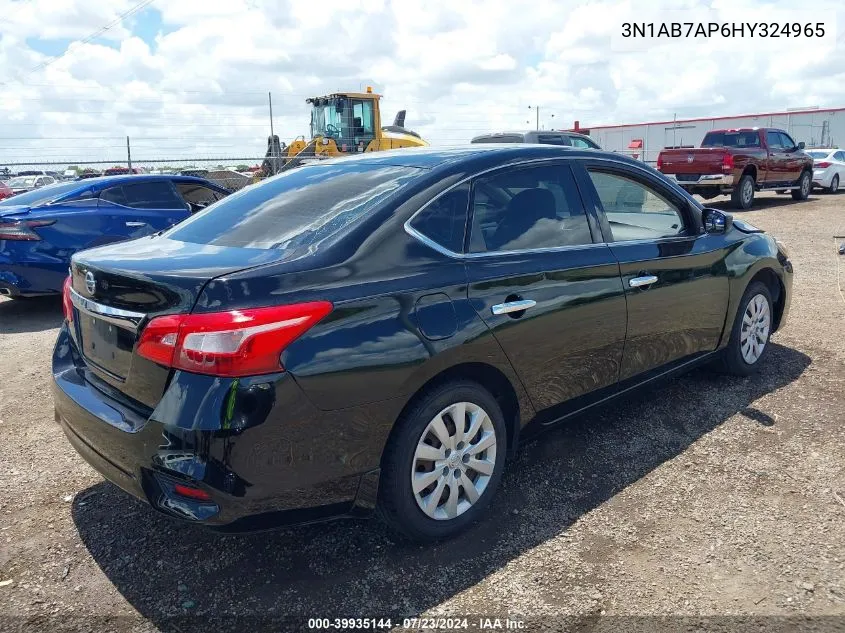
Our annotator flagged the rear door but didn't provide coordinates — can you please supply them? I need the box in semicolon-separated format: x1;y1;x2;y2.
576;159;730;380
464;161;627;414
98;180;190;237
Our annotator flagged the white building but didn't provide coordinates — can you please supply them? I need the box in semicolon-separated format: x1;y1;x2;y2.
577;106;845;166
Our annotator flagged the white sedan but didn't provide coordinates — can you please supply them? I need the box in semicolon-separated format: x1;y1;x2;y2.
807;148;845;193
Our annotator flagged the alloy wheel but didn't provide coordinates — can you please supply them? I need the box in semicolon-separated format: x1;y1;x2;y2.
411;401;497;520
742;179;753;206
740;293;771;364
802;173;811;196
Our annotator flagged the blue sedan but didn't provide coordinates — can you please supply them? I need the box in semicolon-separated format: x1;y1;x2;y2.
0;175;230;297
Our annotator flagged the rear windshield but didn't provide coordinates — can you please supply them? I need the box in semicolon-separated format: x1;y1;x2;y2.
0;181;84;207
166;163;424;249
701;131;761;148
807;151;830;159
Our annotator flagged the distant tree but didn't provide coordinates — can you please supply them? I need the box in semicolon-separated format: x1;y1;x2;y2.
66;165;79;171
236;164;249;171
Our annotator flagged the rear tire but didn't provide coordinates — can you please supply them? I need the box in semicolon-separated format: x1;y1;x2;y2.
828;174;839;194
715;281;774;377
731;174;755;210
376;380;507;541
792;170;811;200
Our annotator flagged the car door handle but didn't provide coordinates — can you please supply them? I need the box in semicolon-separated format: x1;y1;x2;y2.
125;221;146;227
629;275;658;288
491;299;536;315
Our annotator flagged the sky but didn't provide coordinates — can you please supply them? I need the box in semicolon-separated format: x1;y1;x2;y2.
0;0;844;167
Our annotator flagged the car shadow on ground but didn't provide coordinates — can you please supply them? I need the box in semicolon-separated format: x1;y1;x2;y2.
705;195;823;212
0;295;63;334
72;343;810;632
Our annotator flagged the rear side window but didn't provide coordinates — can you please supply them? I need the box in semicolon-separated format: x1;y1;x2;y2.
835;151;845;162
168;164;423;249
469;164;593;253
409;183;469;253
101;182;185;210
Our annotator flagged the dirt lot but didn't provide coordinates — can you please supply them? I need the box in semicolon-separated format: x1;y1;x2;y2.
1;192;844;633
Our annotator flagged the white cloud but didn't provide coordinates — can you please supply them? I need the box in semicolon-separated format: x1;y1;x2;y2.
0;0;843;167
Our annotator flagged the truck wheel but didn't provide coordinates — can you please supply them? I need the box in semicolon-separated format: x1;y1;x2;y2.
827;174;839;194
731;174;755;210
791;171;811;200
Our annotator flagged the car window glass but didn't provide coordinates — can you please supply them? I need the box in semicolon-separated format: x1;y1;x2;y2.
570;136;595;149
100;186;128;207
779;132;796;149
469;164;592;253
409;183;469;253
177;183;224;213
121;182;184;209
168;164;423;250
766;131;784;149
537;134;570;146
587;170;685;241
835;151;845;162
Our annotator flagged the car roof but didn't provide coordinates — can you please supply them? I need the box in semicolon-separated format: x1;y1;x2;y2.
74;173;226;189
310;143;617;171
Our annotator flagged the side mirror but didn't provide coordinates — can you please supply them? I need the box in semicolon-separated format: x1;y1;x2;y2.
703;208;733;234
798;141;806;150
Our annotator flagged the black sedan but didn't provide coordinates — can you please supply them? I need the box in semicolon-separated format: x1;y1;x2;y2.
52;145;793;541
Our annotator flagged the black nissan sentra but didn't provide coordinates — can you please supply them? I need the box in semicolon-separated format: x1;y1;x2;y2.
53;145;793;541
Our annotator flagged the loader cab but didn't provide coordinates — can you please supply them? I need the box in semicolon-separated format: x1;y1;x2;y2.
308;92;378;153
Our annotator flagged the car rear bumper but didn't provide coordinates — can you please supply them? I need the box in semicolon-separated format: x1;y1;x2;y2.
0;253;67;296
812;169;834;187
52;323;387;531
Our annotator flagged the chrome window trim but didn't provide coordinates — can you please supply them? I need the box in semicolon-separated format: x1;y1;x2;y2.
402;155;703;258
69;287;146;332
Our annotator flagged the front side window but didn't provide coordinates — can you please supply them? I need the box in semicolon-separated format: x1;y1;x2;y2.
570;136;599;149
779;132;797;149
537;134;570;146
468;164;593;253
766;130;784;150
587;170;686;241
176;183;226;213
409;183;469;254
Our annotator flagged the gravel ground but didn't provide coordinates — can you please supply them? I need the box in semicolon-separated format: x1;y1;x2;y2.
0;191;843;633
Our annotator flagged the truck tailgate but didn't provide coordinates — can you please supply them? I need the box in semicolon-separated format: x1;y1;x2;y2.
660;148;726;175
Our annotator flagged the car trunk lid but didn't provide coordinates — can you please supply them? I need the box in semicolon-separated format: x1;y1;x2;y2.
68;235;288;407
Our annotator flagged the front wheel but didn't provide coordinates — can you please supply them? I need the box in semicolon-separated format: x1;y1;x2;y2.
828;174;839;194
377;381;507;541
792;171;811;200
731;174;755;210
716;281;774;376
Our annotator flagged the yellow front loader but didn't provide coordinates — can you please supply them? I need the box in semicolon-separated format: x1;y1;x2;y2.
260;87;428;176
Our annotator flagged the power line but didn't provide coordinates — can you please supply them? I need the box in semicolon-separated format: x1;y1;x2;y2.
4;0;156;85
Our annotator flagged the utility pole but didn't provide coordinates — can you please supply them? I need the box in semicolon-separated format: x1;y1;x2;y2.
268;91;277;174
126;136;132;171
527;105;541;130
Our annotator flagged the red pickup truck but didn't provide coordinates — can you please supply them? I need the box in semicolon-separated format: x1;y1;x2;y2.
657;128;814;209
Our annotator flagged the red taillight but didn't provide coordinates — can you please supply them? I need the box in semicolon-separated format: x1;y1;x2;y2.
816;161;831;169
656;154;664;170
62;276;74;323
136;302;333;377
721;153;734;172
173;484;212;501
0;219;54;241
